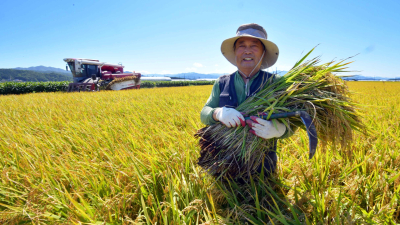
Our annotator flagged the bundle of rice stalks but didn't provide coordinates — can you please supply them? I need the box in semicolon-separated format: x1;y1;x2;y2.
195;48;365;179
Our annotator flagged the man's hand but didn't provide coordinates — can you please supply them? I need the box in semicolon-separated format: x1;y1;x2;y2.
246;116;286;139
214;107;246;128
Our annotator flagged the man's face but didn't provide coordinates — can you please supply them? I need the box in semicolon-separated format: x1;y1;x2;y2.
234;37;265;72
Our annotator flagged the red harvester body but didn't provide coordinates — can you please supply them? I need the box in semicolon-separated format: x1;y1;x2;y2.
63;58;141;92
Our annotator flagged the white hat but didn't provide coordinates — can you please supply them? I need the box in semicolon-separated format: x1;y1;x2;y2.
221;23;279;69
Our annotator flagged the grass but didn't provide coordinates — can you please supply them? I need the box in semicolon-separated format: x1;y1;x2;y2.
0;82;399;224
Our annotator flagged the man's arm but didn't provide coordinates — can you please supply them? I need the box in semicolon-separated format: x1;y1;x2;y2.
200;80;221;125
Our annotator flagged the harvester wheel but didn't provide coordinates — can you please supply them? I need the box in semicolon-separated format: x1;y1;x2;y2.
98;80;110;90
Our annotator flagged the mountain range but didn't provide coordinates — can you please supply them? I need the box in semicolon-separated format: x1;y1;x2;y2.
13;66;71;75
140;70;289;80
2;66;398;81
340;75;398;81
0;69;72;82
141;72;223;80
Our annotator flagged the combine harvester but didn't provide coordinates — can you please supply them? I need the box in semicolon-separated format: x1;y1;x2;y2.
64;58;141;92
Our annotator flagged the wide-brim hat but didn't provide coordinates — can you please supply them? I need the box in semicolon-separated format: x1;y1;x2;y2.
221;23;279;69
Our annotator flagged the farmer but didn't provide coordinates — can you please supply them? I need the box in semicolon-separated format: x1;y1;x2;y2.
200;23;294;176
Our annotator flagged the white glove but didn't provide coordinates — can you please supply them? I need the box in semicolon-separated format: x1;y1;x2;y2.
246;116;286;139
215;107;245;128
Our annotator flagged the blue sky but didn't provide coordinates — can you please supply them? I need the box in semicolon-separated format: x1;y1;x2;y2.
0;0;399;77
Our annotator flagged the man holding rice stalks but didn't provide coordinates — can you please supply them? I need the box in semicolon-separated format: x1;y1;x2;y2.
200;23;293;177
197;23;363;181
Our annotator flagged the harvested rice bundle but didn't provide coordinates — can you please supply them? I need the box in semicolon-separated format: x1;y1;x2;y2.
196;49;365;179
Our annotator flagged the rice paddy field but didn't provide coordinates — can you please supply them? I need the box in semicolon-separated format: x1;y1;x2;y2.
0;81;399;224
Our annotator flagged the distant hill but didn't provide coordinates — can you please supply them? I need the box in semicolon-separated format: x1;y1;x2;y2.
0;69;72;82
13;66;71;75
168;72;222;80
5;66;393;82
141;70;289;80
341;75;393;81
275;70;288;75
141;72;222;80
141;72;395;81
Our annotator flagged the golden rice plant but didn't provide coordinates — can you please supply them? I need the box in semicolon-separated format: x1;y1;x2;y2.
0;80;399;224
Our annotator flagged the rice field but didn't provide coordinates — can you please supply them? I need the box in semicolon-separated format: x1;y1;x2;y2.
0;82;399;224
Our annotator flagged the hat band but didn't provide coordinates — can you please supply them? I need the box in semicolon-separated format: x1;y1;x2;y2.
236;28;267;39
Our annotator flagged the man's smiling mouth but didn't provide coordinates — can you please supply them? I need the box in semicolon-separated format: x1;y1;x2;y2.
243;58;254;61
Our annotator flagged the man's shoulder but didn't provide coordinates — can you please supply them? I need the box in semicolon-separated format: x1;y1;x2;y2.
218;72;236;83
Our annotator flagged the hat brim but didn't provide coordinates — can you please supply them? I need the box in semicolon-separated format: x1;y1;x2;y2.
221;35;279;69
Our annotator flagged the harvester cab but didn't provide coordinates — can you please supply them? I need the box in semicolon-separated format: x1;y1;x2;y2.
64;58;141;92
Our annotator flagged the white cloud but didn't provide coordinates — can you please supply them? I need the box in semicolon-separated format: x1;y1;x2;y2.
215;64;219;67
193;63;203;67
